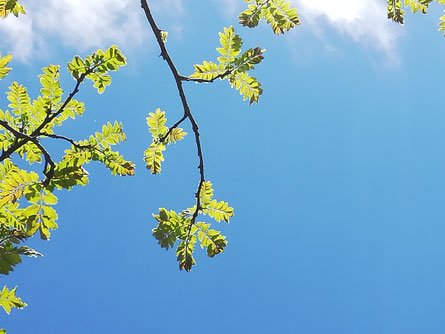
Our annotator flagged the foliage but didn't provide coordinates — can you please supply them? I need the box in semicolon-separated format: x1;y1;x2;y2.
190;26;265;104
387;0;445;36
0;286;26;314
152;181;233;271
8;0;445;328
0;45;130;316
144;108;187;174
239;0;300;34
0;54;12;80
0;0;294;322
0;0;25;18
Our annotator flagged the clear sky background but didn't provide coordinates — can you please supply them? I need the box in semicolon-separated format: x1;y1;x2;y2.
1;0;445;333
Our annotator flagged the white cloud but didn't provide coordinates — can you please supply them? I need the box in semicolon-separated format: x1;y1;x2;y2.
214;0;401;61
212;0;241;17
0;14;34;62
0;0;183;62
0;0;401;63
293;0;401;59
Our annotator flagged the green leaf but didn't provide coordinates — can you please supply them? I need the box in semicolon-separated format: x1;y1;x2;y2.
239;3;263;28
144;108;189;173
199;181;214;208
95;121;126;148
196;222;227;257
15;142;43;165
176;237;196;272
68;46;126;93
49;159;89;190
0;241;41;275
228;72;263;104
233;47;265;73
205;200;234;223
143;142;165;174
0;168;38;208
0;286;27;315
153;208;178;250
7;82;31;117
0;54;12;80
190;61;226;81
0;203;26;231
39;65;63;106
216;26;243;65
262;0;300;34
0;0;26;18
404;0;432;14
42;192;58;205
388;0;405;23
164;127;187;144
239;0;299;33
94;148;135;176
146;108;168;139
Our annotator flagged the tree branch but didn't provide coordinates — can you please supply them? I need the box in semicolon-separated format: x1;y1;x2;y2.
39;132;90;149
0;71;91;163
159;114;187;143
0;121;55;185
141;0;206;262
29;139;55;186
179;70;232;83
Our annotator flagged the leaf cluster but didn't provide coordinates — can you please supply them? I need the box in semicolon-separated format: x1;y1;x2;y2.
152;181;233;271
239;0;300;34
0;46;132;316
190;26;265;104
64;121;135;177
387;0;445;36
0;286;26;315
0;54;11;80
144;108;187;174
0;0;25;18
68;45;126;94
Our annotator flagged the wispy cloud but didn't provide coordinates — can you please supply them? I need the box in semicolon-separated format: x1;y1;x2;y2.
0;0;401;63
293;0;401;59
0;0;182;62
293;0;400;56
215;0;401;61
212;0;242;17
0;13;34;62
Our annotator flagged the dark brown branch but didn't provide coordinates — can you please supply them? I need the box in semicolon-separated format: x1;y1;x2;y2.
0;70;92;183
141;0;206;263
0;71;91;163
0;120;28;140
159;114;187;143
0;121;55;185
39;132;90;149
32;71;91;135
30;139;55;186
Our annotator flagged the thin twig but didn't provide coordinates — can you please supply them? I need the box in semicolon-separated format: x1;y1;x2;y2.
30;139;55;186
159;114;187;143
179;70;232;83
0;121;56;185
141;0;206;263
0;71;90;163
39;132;90;149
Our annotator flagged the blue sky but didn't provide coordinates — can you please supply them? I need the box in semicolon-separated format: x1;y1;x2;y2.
2;1;445;333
